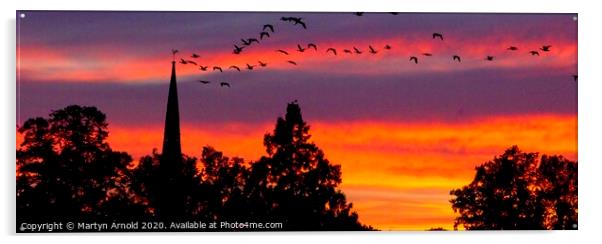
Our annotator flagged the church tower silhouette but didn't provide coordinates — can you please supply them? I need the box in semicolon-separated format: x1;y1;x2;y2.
157;60;186;219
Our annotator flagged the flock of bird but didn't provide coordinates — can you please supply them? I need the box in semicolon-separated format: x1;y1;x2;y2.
171;13;575;88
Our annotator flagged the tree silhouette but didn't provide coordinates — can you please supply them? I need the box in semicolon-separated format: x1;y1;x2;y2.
245;101;372;230
16;105;143;220
449;146;577;230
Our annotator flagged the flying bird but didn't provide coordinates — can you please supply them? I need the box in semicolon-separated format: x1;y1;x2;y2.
384;44;392;50
297;44;306;52
186;60;198;66
198;80;210;84
573;75;578;82
276;49;289;55
354;12;364;16
246;63;255;70
432;33;444;40
171;49;179;55
353;47;362;54
287;60;298;65
229;65;241;71
179;59;188;65
368;45;378;54
529;50;540;56
343;49;353;54
540;45;552;52
258;61;268;67
263;24;274;32
247;38;260;44
507;46;519;51
307;43;318;51
292;18;307;29
260;31;270;39
213;66;223;72
390;12;399;15
191;53;200;58
281;16;293;22
233;45;245;54
199;66;208;71
409;56;418;64
486;56;494;61
220;82;230;88
241;38;251;46
422;53;433;56
453;55;461;62
326;48;337;55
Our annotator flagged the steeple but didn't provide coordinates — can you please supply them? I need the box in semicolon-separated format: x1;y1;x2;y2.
157;60;185;218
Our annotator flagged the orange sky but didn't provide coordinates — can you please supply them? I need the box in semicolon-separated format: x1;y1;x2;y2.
100;114;577;230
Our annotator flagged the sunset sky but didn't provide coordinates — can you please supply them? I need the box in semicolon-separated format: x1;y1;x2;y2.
16;11;577;230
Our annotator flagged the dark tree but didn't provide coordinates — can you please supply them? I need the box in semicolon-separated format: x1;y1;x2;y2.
16;105;143;220
449;146;577;230
246;101;371;230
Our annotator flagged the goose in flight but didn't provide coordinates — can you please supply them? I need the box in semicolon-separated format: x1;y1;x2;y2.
368;45;378;54
247;38;260;44
529;50;540;56
260;31;270;39
307;43;318;51
343;49;353;54
292;18;307;29
276;49;289;55
263;24;274;32
384;44;392;50
198;80;210;84
233;44;245;54
287;60;298;65
179;59;188;65
507;46;519;51
453;55;461;62
409;56;418;64
326;48;337;55
229;65;241;71
186;60;198;66
213;66;223;72
241;38;251;46
171;49;179;55
540;45;552;52
422;53;433;56
353;47;362;54
220;82;230;88
246;63;255;70
191;53;200;58
199;66;208;71
258;61;268;67
297;44;306;52
486;56;494;61
432;33;443;40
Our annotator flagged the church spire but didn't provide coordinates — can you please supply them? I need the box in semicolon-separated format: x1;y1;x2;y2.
161;61;182;164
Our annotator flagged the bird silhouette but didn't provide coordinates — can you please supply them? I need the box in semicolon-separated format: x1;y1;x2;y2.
390;12;399;15
307;43;318;51
281;16;293;22
186;60;198;66
384;44;392;50
191;53;200;58
540;45;552;52
343;49;353;54
453;55;461;62
229;65;241;71
247;38;260;44
409;56;418;64
263;24;274;32
573;75;578;82
260;31;270;39
276;49;289;55
529;50;540;56
233;45;245;54
432;33;444;40
258;61;267;67
213;66;223;72
353;47;362;54
326;48;337;55
241;38;251;46
220;82;231;88
199;66;208;71
422;53;433;56
368;45;378;54
486;56;494;61
292;18;307;29
287;60;298;65
297;44;306;52
179;59;188;65
354;12;364;16
246;63;255;70
172;49;179;55
507;46;519;51
198;80;211;84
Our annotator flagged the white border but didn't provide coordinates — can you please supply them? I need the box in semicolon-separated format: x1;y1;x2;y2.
2;1;600;244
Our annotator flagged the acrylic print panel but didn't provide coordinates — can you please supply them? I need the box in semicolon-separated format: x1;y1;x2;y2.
15;11;578;232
